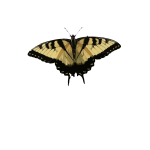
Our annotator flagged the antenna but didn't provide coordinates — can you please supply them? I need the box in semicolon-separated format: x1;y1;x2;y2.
75;27;83;36
64;27;70;34
64;28;71;36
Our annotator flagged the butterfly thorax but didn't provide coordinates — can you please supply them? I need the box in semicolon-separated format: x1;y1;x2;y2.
71;35;76;60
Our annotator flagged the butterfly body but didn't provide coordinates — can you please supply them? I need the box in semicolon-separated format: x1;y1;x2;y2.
70;35;76;60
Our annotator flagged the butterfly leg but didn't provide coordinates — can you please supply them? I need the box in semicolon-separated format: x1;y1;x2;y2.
79;75;85;85
80;74;85;84
68;74;71;86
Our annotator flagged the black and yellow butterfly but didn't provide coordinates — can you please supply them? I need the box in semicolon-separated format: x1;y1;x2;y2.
28;28;121;85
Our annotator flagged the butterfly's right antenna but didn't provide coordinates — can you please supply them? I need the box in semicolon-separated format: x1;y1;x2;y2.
64;28;71;36
64;27;70;34
75;27;83;36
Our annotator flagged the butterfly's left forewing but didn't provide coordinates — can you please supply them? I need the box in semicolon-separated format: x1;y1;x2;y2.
28;39;74;66
57;40;74;66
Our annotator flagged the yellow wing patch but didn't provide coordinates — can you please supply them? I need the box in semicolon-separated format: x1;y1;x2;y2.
31;40;74;66
58;43;73;66
75;41;93;64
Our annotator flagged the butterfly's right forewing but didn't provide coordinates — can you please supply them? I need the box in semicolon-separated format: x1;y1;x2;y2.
75;37;121;65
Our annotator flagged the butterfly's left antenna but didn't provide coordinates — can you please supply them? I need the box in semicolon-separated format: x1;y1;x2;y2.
64;27;70;34
64;28;71;36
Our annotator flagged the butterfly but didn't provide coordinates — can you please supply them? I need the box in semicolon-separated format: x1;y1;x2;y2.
28;28;121;85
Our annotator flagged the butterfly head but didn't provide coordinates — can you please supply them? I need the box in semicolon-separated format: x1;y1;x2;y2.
70;35;75;37
65;27;82;37
69;34;77;39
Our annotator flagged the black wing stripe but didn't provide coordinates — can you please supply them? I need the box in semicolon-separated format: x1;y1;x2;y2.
57;40;74;61
45;42;49;49
76;37;89;60
92;37;96;45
